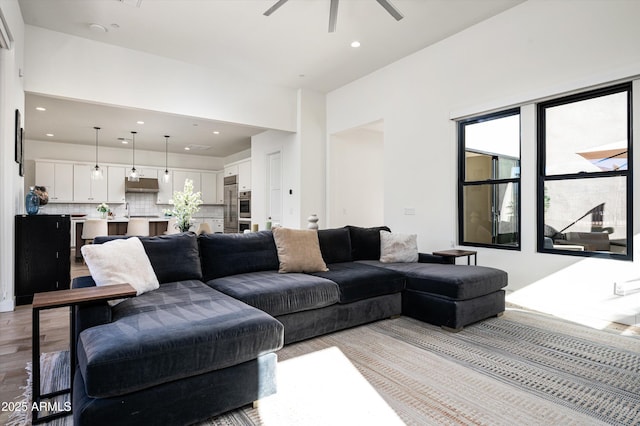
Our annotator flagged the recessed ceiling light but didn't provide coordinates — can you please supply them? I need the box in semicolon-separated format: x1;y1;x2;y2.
46;133;54;137
351;41;361;48
110;23;120;30
136;121;144;125
184;147;190;151
119;137;129;144
88;23;107;33
36;107;46;111
213;131;220;135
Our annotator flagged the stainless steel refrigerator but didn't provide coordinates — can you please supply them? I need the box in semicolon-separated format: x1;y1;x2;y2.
223;175;238;233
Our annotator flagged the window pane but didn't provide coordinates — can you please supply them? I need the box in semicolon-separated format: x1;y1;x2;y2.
462;183;519;246
465;114;520;181
545;91;628;175
543;177;627;255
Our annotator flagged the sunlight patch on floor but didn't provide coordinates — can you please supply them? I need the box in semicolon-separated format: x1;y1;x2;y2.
507;254;640;331
254;346;404;426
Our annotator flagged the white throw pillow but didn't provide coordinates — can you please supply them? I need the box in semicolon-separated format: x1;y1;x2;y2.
379;230;419;263
81;237;159;296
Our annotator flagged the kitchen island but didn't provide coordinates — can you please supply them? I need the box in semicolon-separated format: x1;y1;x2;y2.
74;217;170;261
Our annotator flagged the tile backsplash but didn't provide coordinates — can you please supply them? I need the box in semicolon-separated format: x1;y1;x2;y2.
40;193;223;219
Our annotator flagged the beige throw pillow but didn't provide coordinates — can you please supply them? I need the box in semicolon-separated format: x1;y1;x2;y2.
379;230;419;263
272;227;329;273
81;237;160;296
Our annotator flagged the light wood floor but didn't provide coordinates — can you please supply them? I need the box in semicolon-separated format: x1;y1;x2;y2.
0;257;87;424
1;259;638;424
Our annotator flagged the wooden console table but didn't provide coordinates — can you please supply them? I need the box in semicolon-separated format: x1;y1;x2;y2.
32;284;136;423
433;249;477;265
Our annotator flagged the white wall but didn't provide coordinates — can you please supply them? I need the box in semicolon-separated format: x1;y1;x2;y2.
0;0;24;311
251;89;327;230
326;0;640;326
328;127;384;227
251;129;298;229
297;90;326;228
24;25;298;133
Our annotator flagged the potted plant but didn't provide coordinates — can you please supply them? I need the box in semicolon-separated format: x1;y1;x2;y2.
164;179;203;232
97;202;110;219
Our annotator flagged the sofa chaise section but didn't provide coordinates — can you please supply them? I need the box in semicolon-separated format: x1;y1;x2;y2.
77;281;283;398
73;352;278;426
360;260;508;331
72;233;284;426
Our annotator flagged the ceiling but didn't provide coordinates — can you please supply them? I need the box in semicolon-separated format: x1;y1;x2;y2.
19;0;523;157
24;93;261;156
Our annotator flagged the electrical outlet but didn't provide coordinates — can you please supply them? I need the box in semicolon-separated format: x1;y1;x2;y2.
404;208;415;215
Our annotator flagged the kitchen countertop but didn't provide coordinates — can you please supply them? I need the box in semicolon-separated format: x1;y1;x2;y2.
73;217;171;223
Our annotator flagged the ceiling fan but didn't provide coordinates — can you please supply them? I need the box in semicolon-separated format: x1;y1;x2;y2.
263;0;404;33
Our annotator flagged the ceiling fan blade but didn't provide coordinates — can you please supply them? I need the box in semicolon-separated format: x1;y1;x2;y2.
328;0;339;32
375;0;404;21
263;0;289;16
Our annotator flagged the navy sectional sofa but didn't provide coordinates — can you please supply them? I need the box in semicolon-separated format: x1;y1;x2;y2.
72;226;507;425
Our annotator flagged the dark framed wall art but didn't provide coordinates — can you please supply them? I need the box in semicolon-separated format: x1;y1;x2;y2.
19;128;24;176
14;108;21;164
15;109;24;176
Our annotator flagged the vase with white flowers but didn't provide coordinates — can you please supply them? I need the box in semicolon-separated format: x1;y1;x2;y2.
97;202;110;219
163;179;203;232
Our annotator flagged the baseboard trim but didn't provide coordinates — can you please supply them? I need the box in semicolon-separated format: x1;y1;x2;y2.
0;298;15;312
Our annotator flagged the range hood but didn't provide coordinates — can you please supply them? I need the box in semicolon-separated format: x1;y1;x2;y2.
124;177;159;193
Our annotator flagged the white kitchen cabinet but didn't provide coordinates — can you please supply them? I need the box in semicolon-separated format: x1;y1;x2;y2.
107;166;126;203
238;160;251;190
201;172;217;205
216;171;224;204
173;170;201;194
137;168;158;179
35;161;74;202
73;164;108;202
224;164;238;177
197;218;223;234
190;217;203;233
212;218;224;233
157;172;173;204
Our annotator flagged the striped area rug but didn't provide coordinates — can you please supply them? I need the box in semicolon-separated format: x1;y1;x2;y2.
13;309;640;425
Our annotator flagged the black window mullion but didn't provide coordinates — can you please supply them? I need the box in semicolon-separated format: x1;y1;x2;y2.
537;83;632;260
458;108;521;250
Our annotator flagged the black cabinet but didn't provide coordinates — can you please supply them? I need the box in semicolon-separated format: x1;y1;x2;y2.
15;215;70;305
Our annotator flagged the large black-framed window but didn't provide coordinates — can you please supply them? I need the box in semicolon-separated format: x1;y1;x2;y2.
537;83;633;260
458;108;521;249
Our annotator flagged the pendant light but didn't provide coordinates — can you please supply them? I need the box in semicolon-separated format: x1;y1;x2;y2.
128;131;139;182
91;126;103;180
163;135;171;183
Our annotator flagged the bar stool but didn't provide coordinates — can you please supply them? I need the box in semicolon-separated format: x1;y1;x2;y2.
80;219;108;262
81;219;108;245
126;218;150;237
196;222;212;235
165;217;179;234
